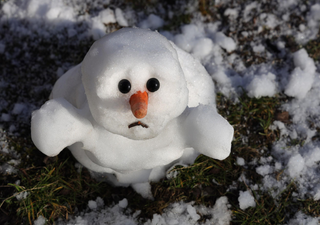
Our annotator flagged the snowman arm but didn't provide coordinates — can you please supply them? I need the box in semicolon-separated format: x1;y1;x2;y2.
31;98;93;157
183;105;234;160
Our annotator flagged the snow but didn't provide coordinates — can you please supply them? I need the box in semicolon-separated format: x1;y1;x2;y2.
166;165;181;179
236;157;245;166
295;3;320;44
33;216;46;225
57;199;140;225
174;24;208;54
0;42;5;54
139;14;164;30
259;13;279;29
256;165;273;176
287;154;305;178
88;200;98;210
31;27;233;188
287;211;320;225
0;0;134;41
56;197;232;225
246;72;278;98
131;182;153;199
238;191;256;210
243;2;258;23
97;8;116;24
1;113;11;122
16;191;29;200
208;196;232;225
0;130;20;174
118;198;128;209
2;0;320;224
213;32;236;53
115;8;128;27
224;8;239;19
12;103;27;115
285;49;316;99
187;205;201;221
252;44;265;53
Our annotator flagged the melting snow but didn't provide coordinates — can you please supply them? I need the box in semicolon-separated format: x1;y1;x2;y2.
238;191;256;210
1;0;320;224
56;197;232;225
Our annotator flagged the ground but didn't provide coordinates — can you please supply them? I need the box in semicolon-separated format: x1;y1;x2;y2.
1;0;320;224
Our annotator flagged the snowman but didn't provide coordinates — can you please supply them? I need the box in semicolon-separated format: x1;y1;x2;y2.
31;28;233;198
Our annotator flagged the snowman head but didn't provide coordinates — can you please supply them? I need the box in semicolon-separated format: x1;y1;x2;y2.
81;28;189;140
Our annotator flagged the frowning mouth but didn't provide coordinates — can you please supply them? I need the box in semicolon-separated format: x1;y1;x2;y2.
128;121;149;129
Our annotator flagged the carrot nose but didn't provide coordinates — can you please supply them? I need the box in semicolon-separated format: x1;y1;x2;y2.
129;91;148;119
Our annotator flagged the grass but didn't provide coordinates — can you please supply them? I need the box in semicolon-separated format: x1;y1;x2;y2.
0;149;142;224
232;185;296;225
2;152;91;223
2;84;320;224
1;0;320;224
1;93;284;224
305;34;320;60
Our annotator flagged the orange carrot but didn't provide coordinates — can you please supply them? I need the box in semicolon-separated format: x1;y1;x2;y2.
129;91;148;119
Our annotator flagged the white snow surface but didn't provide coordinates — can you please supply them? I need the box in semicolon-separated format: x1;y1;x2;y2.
15;191;29;201
118;198;128;209
238;191;256;210
285;49;316;99
2;0;320;224
287;211;320;225
1;0;134;40
236;157;245;166
33;216;46;225
0;130;20;175
56;196;232;225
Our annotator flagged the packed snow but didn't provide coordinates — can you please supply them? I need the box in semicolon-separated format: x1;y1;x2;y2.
238;191;256;210
15;191;29;201
288;211;320;225
285;48;316;99
56;196;232;225
33;216;46;225
236;157;245;166
1;0;320;224
31;27;234;196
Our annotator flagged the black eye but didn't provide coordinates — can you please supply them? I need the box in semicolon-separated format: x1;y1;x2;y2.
146;78;160;92
118;79;131;94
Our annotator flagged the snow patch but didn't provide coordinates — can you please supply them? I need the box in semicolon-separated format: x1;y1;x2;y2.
287;154;305;178
246;72;278;98
285;49;316;99
16;191;29;201
238;191;256;210
33;215;46;225
118;198;128;209
287;211;320;225
236;157;245;166
57;197;232;225
139;14;164;30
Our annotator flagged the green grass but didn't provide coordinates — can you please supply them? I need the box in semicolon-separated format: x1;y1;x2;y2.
1;0;320;224
1;152;103;223
232;185;296;224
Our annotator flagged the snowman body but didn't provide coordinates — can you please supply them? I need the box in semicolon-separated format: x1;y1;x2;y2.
31;28;233;187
